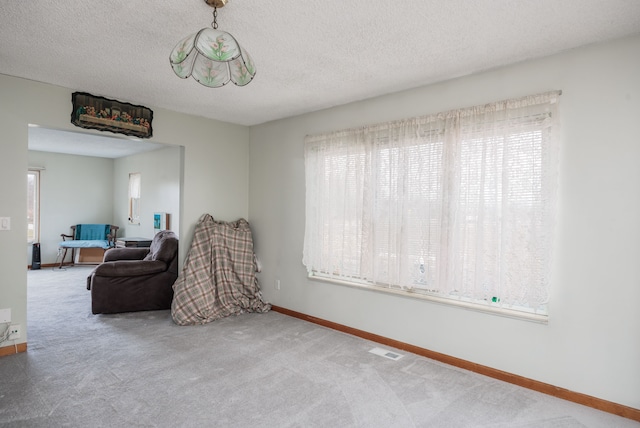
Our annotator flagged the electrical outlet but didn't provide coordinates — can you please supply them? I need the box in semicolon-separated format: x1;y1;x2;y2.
0;308;10;323
8;324;20;340
0;217;10;231
275;279;281;290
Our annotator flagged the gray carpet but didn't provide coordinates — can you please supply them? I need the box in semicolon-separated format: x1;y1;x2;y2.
0;266;636;427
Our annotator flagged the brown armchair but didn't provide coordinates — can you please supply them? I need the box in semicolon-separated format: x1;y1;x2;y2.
86;230;179;314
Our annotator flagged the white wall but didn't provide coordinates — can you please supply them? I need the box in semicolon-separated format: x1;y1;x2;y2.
113;145;182;239
248;34;640;409
0;75;249;347
27;151;115;265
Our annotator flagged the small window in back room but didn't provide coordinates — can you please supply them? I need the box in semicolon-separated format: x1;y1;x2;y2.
128;172;141;225
27;170;40;242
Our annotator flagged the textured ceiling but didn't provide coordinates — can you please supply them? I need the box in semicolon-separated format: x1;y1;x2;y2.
2;0;640;128
28;126;168;159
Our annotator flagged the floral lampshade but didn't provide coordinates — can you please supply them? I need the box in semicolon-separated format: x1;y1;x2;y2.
170;28;256;88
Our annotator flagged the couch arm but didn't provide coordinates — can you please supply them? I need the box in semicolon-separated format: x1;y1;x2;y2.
92;260;167;277
103;247;149;262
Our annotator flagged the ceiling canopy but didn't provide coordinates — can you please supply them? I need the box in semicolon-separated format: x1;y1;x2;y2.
2;1;640;126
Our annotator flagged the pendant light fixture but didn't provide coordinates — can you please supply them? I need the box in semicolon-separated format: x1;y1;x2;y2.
170;0;256;88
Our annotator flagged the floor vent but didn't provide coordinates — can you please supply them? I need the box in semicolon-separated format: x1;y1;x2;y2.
369;347;404;361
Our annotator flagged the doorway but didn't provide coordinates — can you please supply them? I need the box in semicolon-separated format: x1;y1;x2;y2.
26;125;183;268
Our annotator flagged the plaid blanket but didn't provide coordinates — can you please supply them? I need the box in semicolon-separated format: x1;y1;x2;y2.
171;214;270;325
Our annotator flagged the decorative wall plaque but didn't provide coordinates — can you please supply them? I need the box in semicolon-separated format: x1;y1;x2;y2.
71;92;153;138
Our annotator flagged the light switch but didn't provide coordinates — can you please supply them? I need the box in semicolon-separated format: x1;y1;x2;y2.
0;217;10;230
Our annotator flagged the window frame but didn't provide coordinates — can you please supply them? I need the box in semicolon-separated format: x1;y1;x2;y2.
303;92;560;323
128;172;141;225
27;169;40;244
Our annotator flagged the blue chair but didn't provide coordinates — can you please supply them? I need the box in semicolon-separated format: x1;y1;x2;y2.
57;224;119;268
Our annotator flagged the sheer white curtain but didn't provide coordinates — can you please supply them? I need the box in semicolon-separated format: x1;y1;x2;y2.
128;172;141;225
303;91;560;314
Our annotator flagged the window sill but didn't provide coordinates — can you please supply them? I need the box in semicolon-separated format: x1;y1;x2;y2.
308;273;548;324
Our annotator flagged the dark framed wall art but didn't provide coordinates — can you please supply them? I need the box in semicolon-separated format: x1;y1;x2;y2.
71;92;153;138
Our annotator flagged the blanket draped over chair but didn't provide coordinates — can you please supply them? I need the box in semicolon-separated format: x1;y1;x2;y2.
60;224;114;249
75;224;112;242
171;214;270;325
57;224;118;268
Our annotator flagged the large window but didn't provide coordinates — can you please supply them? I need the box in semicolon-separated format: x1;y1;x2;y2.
303;91;561;320
27;170;40;243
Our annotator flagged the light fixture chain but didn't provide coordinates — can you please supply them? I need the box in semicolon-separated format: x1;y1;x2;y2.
212;7;218;29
